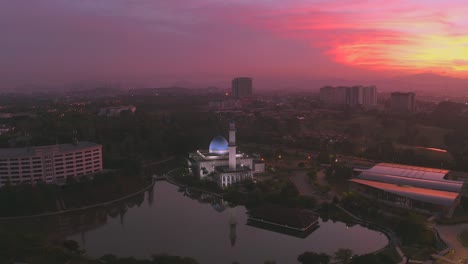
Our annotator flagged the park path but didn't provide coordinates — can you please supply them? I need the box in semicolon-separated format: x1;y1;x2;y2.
289;170;318;196
435;223;468;263
288;170;329;206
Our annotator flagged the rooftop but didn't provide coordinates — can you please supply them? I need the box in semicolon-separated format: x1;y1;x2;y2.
356;163;463;193
189;150;244;162
350;179;459;207
0;141;100;158
367;163;449;181
215;165;251;173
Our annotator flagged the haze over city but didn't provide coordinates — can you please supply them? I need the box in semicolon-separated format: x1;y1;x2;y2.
3;1;468;264
1;0;468;92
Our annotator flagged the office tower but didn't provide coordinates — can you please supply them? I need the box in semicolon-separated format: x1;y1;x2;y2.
232;77;253;98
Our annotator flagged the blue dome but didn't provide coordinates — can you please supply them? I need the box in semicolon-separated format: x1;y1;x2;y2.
209;135;229;154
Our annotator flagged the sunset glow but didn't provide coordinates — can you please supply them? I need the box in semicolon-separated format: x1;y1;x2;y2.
242;0;468;76
0;0;467;88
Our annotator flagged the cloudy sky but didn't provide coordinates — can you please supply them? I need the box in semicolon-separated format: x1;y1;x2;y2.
1;0;467;90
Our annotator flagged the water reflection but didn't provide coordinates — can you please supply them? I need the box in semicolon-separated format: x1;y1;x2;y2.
1;182;389;264
0;189;147;241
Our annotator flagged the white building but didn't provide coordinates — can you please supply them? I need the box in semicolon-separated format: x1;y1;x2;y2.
0;141;103;187
320;85;377;107
188;121;264;188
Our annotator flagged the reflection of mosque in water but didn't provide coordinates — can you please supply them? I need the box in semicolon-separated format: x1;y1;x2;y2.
181;187;238;247
229;207;237;247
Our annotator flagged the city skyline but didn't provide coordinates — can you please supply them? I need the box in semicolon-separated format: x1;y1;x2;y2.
1;1;467;91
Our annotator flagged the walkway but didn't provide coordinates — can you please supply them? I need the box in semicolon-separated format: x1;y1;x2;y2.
435;223;468;263
334;204;407;264
315;170;339;199
289;170;318;196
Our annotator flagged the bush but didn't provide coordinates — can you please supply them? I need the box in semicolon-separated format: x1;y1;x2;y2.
298;251;330;264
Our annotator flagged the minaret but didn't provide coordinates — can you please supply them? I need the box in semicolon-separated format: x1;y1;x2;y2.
229;207;238;247
229;121;237;170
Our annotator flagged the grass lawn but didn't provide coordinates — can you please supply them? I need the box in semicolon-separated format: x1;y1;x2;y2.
459;229;468;247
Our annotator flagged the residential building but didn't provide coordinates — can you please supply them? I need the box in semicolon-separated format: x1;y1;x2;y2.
362;86;377;106
0;141;103;187
320;85;377;107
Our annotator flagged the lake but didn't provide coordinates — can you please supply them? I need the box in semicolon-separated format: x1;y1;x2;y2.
63;181;389;264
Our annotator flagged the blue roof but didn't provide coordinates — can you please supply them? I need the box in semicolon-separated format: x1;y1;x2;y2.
209;136;229;154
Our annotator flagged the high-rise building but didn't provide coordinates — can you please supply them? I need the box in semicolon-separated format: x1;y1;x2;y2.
347;86;362;106
391;92;415;113
320;86;348;105
362;86;377;106
232;77;253;98
320;85;377;107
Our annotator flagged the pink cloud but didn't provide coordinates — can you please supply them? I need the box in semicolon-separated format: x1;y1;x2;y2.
228;0;468;76
0;0;467;89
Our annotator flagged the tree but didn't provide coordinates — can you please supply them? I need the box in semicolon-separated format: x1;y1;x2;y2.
298;251;331;264
62;240;82;254
334;248;353;263
99;254;118;263
151;253;199;264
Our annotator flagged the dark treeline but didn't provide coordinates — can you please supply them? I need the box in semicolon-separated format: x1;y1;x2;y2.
9;110;218;156
240;101;468;171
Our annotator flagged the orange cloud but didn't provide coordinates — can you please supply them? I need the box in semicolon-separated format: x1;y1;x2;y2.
238;1;468;77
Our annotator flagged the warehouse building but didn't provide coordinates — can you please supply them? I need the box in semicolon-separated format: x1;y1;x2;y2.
350;163;464;218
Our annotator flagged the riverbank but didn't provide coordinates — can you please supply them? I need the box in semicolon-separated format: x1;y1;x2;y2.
165;168;396;261
0;176;154;220
165;168;224;198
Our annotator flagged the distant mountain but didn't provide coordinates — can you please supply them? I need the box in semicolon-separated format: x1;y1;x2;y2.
128;86;223;96
375;73;468;96
67;86;123;97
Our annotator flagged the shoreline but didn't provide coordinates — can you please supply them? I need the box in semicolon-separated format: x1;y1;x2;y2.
164;168;224;198
0;179;155;220
164;173;399;259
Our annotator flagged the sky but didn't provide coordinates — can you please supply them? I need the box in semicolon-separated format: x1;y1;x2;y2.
1;0;467;90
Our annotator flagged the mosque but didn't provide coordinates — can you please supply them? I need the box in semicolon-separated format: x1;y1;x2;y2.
187;121;264;188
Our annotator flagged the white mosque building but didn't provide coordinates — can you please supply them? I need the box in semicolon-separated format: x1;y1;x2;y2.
188;121;264;188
